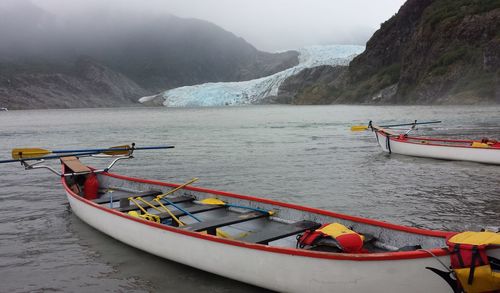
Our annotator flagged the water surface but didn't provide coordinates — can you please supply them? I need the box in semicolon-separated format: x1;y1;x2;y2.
0;105;499;292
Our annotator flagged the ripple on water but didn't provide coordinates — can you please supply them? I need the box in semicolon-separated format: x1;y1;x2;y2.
0;105;499;292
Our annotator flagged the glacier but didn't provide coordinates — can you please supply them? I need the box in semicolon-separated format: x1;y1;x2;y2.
139;45;365;107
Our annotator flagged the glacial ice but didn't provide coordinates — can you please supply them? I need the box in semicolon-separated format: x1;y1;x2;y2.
139;45;365;107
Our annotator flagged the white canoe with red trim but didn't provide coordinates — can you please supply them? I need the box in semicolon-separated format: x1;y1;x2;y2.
373;127;500;165
62;163;499;292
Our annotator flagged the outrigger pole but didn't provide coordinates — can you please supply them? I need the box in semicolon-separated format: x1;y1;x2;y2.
370;120;442;129
351;120;442;131
0;143;174;176
0;151;107;164
0;144;174;164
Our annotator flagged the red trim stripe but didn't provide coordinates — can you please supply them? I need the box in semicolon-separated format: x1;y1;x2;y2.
61;168;453;261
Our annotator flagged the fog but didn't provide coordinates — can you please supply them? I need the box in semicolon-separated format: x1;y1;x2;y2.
1;0;405;55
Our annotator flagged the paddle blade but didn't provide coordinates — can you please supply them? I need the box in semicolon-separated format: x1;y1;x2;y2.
350;125;368;131
102;145;131;156
11;148;51;159
199;198;226;205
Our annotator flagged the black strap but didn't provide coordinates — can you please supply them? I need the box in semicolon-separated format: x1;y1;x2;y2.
477;246;485;266
454;245;465;267
468;246;479;285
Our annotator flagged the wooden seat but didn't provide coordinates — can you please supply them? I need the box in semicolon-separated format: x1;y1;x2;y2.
243;220;321;245
60;156;91;173
115;196;194;212
93;190;163;204
158;204;226;221
181;211;269;235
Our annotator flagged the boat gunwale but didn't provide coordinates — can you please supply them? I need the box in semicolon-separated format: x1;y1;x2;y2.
376;130;500;150
62;168;454;261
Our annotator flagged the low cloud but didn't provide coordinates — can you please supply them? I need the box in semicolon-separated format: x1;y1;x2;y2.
1;0;405;55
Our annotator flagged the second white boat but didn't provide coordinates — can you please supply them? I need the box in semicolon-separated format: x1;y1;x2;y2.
371;124;500;165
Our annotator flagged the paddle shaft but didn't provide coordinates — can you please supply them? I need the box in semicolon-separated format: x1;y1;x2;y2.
50;145;174;154
156;178;199;200
162;197;202;222
152;177;200;222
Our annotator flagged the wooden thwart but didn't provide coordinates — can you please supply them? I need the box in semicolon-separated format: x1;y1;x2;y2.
243;220;321;245
181;211;268;235
158;204;225;221
60;156;91;173
93;190;163;204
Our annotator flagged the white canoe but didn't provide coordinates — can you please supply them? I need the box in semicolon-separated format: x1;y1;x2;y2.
373;126;500;165
61;161;499;292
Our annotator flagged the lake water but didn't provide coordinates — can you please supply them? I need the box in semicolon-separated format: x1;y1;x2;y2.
0;105;499;292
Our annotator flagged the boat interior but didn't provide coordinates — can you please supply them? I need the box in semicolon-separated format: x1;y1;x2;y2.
400;136;500;148
376;127;500;148
62;157;449;254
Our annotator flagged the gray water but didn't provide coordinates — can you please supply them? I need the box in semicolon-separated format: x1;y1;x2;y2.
0;105;499;292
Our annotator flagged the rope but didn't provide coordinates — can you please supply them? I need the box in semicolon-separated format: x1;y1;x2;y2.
419;248;453;273
124;176;198;226
128;197;160;223
129;195;187;226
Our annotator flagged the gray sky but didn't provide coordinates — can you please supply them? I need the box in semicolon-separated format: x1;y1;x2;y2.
34;0;406;51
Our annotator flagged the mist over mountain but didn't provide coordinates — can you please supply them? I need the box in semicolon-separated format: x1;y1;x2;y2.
0;0;298;109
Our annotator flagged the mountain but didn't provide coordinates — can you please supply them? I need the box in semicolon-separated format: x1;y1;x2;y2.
274;65;347;104
139;45;364;107
0;58;149;109
279;0;500;104
0;0;298;109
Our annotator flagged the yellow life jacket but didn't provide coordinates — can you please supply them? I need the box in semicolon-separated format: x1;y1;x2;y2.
447;231;500;293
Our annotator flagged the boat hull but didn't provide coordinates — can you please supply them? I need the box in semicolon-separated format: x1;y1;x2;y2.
64;176;465;293
67;193;456;292
375;131;500;164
